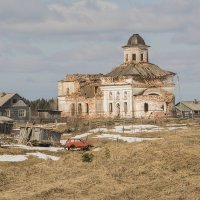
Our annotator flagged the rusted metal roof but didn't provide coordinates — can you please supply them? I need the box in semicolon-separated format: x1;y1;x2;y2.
176;101;200;111
0;93;16;107
107;62;175;79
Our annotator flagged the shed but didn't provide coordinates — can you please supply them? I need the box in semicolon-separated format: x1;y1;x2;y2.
0;116;14;134
175;100;200;118
37;109;61;120
19;126;62;146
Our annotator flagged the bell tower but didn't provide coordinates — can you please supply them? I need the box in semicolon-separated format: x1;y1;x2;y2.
122;34;150;64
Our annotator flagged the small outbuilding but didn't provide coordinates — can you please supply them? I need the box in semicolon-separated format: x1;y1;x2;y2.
19;126;62;146
175;100;200;118
37;109;61;120
0;116;14;134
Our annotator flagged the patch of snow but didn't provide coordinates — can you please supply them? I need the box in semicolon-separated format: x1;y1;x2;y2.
60;140;67;145
74;132;93;138
89;124;188;134
166;124;187;127
94;134;160;143
1;144;64;152
167;126;187;131
26;152;60;161
0;155;27;162
92;147;101;152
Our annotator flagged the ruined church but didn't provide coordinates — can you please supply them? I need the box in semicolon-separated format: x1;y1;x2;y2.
58;34;175;118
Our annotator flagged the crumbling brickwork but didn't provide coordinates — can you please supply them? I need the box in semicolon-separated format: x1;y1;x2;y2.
58;34;175;119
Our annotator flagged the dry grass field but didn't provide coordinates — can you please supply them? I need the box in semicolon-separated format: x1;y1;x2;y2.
0;122;200;200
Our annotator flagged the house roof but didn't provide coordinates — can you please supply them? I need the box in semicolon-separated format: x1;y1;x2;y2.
176;101;200;111
0;116;14;123
107;62;175;79
0;93;16;107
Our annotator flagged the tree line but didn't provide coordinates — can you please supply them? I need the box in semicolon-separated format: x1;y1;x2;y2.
23;98;58;112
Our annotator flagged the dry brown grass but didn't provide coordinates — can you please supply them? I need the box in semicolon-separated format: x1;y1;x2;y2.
0;125;200;200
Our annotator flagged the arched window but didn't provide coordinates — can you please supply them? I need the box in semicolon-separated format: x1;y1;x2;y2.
124;102;128;114
109;103;113;114
132;54;136;61
116;103;120;116
116;91;120;100
141;53;143;61
71;103;75;116
78;103;82;114
86;103;89;114
144;103;148;112
124;91;127;99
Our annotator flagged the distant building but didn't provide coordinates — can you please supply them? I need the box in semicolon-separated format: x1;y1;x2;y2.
176;100;200;118
0;92;30;121
37;109;61;120
58;34;175;119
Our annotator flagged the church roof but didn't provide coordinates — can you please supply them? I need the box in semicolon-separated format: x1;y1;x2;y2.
123;34;150;47
107;62;175;79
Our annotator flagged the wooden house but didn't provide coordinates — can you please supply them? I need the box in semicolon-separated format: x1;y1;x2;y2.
176;100;200;118
0;92;30;122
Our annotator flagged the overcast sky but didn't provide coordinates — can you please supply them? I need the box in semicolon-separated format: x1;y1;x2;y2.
0;0;200;101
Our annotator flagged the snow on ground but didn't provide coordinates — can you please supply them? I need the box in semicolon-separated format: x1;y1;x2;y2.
0;155;28;162
74;132;93;138
0;152;60;162
89;124;187;134
1;144;64;152
26;152;60;161
94;134;160;143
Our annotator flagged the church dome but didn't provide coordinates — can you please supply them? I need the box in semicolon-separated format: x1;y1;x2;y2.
127;34;146;46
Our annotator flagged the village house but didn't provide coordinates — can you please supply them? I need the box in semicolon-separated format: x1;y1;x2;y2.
58;34;176;119
0;92;30;121
176;100;200;118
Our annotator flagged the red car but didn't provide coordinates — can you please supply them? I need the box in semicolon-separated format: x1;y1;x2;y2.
64;138;92;150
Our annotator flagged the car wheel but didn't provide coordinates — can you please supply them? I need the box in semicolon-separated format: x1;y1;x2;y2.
70;145;76;150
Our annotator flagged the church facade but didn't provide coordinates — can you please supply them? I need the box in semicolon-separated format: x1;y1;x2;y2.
58;34;175;119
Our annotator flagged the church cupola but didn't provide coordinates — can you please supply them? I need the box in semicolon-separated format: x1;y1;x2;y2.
122;34;150;64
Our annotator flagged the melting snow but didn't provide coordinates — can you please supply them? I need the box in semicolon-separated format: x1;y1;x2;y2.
89;124;187;134
94;134;160;143
0;152;60;162
26;152;60;161
1;144;63;152
0;155;28;162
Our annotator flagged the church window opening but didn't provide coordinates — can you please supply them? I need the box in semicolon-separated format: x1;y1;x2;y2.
141;53;143;61
116;103;120;116
144;103;148;112
124;102;128;114
78;103;82;114
132;54;136;61
109;103;113;114
126;54;128;61
116;91;120;100
86;103;89;114
94;86;98;94
124;91;127;99
71;103;75;116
